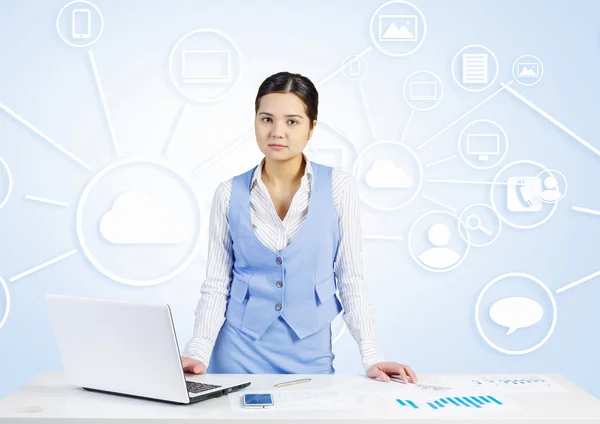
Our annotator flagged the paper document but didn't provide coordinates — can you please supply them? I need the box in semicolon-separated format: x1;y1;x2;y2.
438;374;569;394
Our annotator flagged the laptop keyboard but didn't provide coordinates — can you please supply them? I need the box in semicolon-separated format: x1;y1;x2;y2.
186;381;222;394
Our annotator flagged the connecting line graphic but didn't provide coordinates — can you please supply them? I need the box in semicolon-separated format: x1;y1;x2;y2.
425;179;508;186
162;102;189;157
88;50;120;157
0;103;92;171
358;80;376;141
572;206;600;217
363;234;404;241
401;110;415;142
556;270;600;294
417;81;513;151
501;83;600;157
8;249;78;283
191;47;373;176
421;194;456;213
24;195;69;207
425;155;457;168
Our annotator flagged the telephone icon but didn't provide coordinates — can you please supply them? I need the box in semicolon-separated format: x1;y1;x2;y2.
507;176;542;212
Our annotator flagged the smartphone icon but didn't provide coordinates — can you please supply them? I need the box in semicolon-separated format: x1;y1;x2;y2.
349;60;361;76
72;9;91;39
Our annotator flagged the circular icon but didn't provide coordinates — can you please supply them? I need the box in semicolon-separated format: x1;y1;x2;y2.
169;29;242;104
451;45;499;92
408;210;470;273
0;157;13;209
56;1;104;48
76;159;202;286
535;169;567;204
475;272;557;355
490;160;558;230
353;141;423;211
0;277;10;331
403;70;443;111
458;203;501;247
369;0;427;58
513;54;544;86
458;119;508;170
342;55;368;81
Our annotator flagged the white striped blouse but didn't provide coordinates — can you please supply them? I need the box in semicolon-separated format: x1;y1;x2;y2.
182;154;385;371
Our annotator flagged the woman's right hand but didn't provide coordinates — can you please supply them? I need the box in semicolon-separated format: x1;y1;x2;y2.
181;356;207;374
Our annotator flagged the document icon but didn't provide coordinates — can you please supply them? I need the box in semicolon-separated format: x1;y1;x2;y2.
462;54;488;84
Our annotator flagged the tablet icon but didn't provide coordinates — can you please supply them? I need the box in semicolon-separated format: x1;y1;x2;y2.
403;70;443;111
56;1;104;48
181;50;232;84
71;9;91;39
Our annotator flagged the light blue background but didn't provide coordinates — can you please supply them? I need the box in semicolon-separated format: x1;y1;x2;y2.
1;0;599;400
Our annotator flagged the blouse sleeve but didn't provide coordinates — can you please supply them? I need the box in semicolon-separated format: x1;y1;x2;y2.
181;180;234;367
332;171;386;371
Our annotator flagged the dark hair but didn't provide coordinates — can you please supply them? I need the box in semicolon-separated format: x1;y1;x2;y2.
255;71;318;129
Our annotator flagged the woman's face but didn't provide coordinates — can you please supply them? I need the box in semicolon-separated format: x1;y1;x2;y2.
255;92;316;162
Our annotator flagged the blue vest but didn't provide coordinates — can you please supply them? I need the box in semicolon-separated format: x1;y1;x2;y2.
224;162;343;340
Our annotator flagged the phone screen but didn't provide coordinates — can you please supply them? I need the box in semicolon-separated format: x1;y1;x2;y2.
72;9;91;38
243;393;273;406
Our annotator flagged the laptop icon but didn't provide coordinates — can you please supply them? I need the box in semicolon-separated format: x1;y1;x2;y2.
46;294;250;405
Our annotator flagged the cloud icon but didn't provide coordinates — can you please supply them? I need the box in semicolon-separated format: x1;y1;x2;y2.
100;191;188;245
365;159;413;188
489;297;544;335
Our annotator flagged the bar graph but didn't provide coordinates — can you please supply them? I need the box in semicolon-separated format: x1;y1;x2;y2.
396;395;506;411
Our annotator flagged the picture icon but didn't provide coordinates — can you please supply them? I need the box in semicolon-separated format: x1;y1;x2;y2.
379;15;417;41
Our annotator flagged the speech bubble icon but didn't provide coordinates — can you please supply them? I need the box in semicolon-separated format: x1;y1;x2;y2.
489;297;544;335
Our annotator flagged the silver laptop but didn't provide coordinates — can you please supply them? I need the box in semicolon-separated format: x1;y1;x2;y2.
46;294;251;405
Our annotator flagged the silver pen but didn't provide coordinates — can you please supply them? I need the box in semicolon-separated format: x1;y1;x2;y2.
273;377;312;388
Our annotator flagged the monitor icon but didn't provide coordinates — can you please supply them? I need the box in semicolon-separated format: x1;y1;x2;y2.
181;50;231;83
467;133;499;161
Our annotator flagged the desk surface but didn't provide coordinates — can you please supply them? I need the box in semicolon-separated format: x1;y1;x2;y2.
0;373;599;423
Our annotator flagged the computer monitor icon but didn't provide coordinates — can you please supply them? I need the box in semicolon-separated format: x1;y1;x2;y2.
466;133;499;161
409;82;437;100
181;50;231;83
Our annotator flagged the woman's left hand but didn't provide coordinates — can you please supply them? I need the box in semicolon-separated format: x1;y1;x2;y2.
367;362;418;384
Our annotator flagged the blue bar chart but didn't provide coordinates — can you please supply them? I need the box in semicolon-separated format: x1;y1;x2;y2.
396;395;506;411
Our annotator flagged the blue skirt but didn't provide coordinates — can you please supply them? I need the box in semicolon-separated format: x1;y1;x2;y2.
207;317;334;374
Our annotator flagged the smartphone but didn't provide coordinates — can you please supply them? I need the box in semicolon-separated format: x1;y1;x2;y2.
72;9;91;39
243;393;274;408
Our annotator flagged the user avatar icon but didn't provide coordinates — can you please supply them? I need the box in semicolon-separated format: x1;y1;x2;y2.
535;169;567;204
539;176;560;202
418;224;461;269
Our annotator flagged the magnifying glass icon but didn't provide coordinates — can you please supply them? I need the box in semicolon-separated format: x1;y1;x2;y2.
466;214;492;236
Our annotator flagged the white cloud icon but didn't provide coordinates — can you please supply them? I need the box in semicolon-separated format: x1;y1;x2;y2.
365;159;413;188
100;191;188;245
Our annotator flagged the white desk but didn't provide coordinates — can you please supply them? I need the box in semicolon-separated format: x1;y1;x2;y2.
0;373;599;423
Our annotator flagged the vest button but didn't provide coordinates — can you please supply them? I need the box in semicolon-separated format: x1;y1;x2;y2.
276;281;283;288
276;257;282;265
275;303;282;311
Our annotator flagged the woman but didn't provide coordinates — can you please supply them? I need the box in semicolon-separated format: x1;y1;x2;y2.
181;71;417;384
